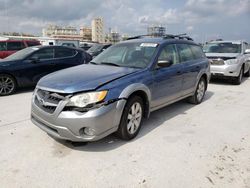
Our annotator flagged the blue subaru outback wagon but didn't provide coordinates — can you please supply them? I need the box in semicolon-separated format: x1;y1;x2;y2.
31;35;210;142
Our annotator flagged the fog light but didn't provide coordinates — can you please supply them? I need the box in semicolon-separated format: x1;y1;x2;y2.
84;127;95;136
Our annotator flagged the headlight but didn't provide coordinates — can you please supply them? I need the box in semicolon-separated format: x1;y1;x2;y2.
66;90;108;108
225;59;238;65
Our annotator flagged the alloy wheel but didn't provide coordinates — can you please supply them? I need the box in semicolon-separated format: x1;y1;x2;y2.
197;80;205;102
0;76;15;95
127;102;142;135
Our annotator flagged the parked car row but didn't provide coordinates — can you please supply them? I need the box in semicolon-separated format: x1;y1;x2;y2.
1;35;249;143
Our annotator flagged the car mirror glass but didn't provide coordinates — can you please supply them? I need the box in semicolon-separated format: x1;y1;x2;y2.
157;59;173;68
28;57;40;63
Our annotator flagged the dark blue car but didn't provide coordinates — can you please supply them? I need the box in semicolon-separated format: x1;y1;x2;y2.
0;45;92;96
31;36;210;142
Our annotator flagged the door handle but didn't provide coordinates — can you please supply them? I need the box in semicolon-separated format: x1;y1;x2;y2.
49;63;56;66
176;71;182;75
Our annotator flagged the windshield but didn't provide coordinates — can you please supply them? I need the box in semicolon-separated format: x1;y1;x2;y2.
90;42;158;69
203;42;241;53
87;44;103;53
5;47;39;61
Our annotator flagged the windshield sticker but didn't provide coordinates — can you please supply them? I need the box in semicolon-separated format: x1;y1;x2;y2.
140;43;158;47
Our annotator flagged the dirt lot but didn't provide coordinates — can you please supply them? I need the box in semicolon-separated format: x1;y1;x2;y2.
0;78;250;188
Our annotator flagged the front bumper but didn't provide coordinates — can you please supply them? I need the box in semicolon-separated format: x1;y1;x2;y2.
31;94;126;142
210;64;241;77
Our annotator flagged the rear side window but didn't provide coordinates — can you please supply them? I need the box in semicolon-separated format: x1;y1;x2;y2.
190;45;205;59
30;48;54;60
0;42;7;51
55;48;77;58
7;41;25;51
177;44;194;62
26;41;40;47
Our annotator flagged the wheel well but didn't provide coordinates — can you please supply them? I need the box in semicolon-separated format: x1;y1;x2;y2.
201;74;208;90
128;90;150;118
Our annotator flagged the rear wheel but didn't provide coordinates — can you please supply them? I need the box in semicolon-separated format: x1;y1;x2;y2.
0;74;17;96
233;67;243;85
188;77;206;104
117;96;144;140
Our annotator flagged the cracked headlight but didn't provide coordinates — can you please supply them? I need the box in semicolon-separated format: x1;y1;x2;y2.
66;91;108;108
225;59;238;65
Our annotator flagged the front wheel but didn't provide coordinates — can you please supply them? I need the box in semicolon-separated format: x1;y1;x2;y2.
0;74;17;96
116;96;144;140
233;67;243;85
244;67;250;77
188;77;206;104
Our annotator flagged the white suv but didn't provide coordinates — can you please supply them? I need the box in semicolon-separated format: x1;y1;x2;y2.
203;40;250;84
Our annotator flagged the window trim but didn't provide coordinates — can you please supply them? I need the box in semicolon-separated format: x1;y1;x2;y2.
54;48;78;59
27;47;78;61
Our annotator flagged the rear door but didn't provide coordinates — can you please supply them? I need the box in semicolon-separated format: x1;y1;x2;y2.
6;41;25;57
0;41;7;59
176;44;202;96
151;44;183;108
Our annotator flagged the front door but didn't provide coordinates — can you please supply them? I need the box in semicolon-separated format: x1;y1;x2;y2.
151;44;183;108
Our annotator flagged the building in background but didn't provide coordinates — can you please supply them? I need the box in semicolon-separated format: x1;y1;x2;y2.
42;25;78;37
105;29;120;44
147;25;166;37
80;26;92;41
91;18;104;43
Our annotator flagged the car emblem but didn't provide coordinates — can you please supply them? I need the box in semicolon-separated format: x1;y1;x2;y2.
38;98;46;106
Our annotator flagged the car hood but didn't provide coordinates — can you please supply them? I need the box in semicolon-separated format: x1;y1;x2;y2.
38;64;140;93
205;53;240;60
0;59;20;67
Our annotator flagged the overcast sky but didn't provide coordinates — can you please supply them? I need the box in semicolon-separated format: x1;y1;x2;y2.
0;0;249;42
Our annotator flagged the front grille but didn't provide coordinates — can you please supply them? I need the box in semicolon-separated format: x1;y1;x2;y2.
210;58;225;65
34;89;66;114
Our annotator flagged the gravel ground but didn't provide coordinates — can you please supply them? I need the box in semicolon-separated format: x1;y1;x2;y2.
0;78;250;188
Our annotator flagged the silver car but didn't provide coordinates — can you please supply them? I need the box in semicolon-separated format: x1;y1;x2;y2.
204;40;250;84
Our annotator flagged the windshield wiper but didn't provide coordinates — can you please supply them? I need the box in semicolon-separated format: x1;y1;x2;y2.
89;61;98;65
100;62;120;67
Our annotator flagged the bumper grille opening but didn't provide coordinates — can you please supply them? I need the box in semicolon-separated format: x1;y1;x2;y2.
34;89;67;114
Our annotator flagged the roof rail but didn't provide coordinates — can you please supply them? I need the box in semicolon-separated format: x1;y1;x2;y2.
163;33;193;41
125;33;193;41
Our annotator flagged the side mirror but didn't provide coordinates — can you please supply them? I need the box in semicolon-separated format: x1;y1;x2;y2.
244;49;250;54
28;57;40;64
157;59;173;68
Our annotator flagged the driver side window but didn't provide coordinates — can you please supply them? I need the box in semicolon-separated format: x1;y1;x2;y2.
30;48;54;60
158;44;179;65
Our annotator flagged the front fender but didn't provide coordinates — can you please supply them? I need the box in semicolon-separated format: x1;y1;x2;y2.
119;83;151;101
118;83;152;118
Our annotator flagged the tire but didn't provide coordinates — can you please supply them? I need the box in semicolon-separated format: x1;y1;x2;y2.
244;67;250;77
116;96;144;140
0;74;17;96
233;67;243;85
188;77;206;104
